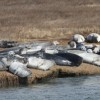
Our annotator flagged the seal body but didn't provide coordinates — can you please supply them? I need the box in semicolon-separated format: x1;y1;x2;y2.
35;51;82;66
9;61;31;77
86;33;100;43
72;34;85;43
55;52;83;66
68;50;100;66
27;57;55;70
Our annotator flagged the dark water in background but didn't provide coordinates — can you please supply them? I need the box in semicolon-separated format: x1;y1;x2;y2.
0;76;100;100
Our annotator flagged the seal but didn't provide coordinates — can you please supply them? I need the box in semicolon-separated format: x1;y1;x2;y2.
55;52;83;66
9;60;31;77
27;56;55;70
1;51;31;77
67;49;100;66
34;51;83;66
86;33;100;43
71;34;85;43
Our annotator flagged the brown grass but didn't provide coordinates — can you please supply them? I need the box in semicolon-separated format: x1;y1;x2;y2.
0;71;19;87
0;63;100;87
0;0;100;41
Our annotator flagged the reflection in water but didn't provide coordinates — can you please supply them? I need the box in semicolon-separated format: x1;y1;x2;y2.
0;76;100;100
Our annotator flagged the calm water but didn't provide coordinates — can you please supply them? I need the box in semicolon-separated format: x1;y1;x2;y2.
0;76;100;100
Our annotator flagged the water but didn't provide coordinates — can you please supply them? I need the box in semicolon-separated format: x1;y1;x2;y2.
0;76;100;100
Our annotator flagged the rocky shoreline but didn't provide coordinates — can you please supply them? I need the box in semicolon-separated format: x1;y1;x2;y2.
0;63;100;88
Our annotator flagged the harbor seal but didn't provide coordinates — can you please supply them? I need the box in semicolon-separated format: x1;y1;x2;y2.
86;33;100;43
9;60;31;77
67;50;100;66
27;56;55;70
71;34;85;43
34;51;82;66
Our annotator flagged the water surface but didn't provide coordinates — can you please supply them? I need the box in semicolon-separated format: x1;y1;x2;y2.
0;76;100;100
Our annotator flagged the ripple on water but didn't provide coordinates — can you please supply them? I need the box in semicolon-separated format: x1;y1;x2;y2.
0;76;100;100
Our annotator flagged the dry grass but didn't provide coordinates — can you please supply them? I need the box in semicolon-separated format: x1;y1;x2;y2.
0;0;100;41
56;63;100;76
0;63;100;87
0;71;19;87
22;63;100;85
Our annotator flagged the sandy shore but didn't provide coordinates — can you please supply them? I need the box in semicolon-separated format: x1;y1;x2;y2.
0;63;100;87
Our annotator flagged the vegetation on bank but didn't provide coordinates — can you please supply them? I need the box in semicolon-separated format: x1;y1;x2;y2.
0;63;100;87
0;0;99;41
